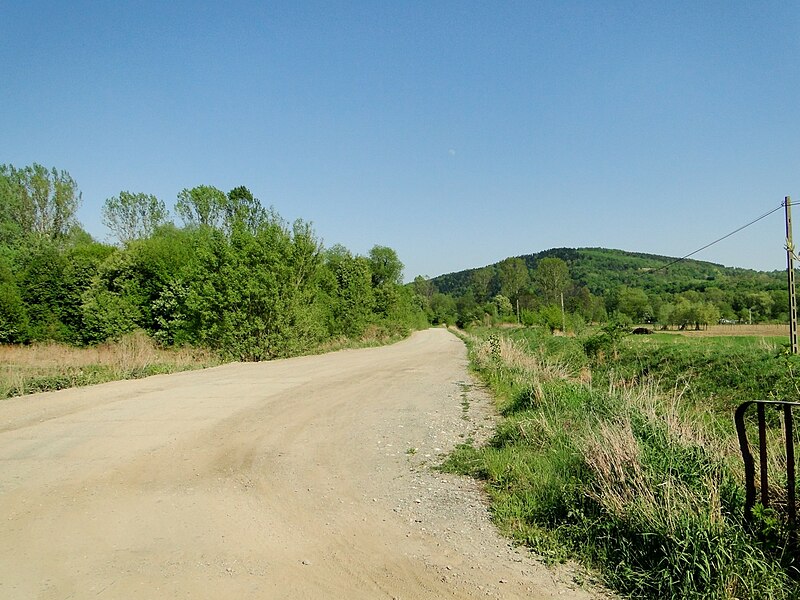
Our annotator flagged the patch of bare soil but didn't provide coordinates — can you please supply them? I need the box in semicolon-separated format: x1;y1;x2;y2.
665;324;788;337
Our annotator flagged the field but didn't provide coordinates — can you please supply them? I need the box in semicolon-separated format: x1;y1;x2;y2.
445;325;800;599
665;323;789;338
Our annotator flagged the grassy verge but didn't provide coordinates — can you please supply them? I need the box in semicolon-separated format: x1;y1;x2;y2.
0;324;418;400
442;327;799;599
0;330;220;399
308;323;415;355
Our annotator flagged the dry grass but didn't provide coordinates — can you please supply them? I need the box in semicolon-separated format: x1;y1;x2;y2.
308;324;410;355
471;333;574;382
582;416;655;518
0;331;219;398
582;377;730;533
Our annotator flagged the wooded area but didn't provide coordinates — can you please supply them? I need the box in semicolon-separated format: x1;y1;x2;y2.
1;162;788;359
0;163;427;359
426;247;787;331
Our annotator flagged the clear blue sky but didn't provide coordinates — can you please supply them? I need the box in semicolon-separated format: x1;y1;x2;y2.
2;1;798;281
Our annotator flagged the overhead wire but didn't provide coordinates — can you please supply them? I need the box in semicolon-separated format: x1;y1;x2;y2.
652;201;786;272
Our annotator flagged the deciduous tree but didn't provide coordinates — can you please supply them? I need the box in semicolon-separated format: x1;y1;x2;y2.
322;245;375;337
534;257;570;306
499;257;529;319
0;163;80;240
226;186;267;234
0;257;28;343
369;245;403;287
617;286;652;323
369;245;404;318
470;267;494;302
102;191;169;244
175;185;227;229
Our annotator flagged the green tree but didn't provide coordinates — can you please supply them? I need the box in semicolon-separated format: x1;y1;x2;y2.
80;250;146;342
369;245;403;287
769;289;789;320
697;302;721;329
81;288;143;342
16;238;69;340
80;226;195;343
60;240;114;342
412;275;435;319
0;257;28;343
322;246;375;337
665;300;720;330
499;257;529;320
102;191;169;244
530;304;565;332
1;163;80;240
670;299;697;330
470;267;494;302
616;286;652;323
0;167;25;244
455;289;480;327
493;293;514;319
175;185;228;229
534;257;570;306
568;285;596;319
412;275;435;303
226;186;267;234
742;291;774;323
430;292;457;325
658;302;675;329
369;245;404;319
704;287;734;317
179;216;326;360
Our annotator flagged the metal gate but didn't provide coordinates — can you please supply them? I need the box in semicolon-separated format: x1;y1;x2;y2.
734;400;799;534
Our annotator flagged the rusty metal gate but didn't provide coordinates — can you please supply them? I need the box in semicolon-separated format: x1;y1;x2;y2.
735;400;799;547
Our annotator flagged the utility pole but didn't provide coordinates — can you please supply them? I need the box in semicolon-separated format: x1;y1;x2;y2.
786;197;798;354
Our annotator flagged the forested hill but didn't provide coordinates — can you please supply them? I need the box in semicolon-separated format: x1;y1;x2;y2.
430;247;783;298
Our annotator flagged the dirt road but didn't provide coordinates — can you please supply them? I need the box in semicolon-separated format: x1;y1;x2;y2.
0;328;604;599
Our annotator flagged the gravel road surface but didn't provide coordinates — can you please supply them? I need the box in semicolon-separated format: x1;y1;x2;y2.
0;328;608;599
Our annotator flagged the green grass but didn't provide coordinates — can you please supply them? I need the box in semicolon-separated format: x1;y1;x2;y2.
598;333;800;413
445;326;800;599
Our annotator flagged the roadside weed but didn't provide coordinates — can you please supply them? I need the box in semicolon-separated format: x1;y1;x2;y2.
447;326;800;599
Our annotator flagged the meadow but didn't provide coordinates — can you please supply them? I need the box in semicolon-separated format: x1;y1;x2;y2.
443;325;800;599
0;331;219;399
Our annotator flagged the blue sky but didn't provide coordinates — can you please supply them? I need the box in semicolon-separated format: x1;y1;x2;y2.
2;1;798;281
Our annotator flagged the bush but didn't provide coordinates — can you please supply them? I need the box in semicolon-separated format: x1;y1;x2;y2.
0;281;28;343
81;289;142;343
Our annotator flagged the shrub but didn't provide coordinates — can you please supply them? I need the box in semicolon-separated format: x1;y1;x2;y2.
0;281;28;343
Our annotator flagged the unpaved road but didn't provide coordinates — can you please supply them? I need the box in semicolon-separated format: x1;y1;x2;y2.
0;328;606;599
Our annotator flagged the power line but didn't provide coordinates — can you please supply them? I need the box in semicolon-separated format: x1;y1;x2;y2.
653;201;786;272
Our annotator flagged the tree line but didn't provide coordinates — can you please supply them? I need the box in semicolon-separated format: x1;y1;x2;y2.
0;163;428;358
424;247;789;331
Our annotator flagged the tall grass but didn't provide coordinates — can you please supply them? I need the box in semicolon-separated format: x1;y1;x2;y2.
443;327;798;599
596;333;800;415
0;330;219;398
0;325;415;399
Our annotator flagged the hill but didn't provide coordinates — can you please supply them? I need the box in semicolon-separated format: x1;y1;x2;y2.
430;247;784;298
